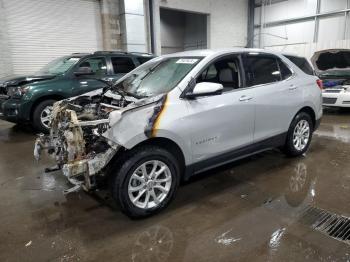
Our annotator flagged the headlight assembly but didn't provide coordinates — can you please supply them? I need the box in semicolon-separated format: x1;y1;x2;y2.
7;86;30;98
343;85;350;92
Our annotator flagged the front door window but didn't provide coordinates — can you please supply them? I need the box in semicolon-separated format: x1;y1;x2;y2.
78;57;107;76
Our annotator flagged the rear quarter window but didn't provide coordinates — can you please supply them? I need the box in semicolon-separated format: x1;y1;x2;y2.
136;56;154;65
285;55;314;75
278;59;293;80
111;57;135;74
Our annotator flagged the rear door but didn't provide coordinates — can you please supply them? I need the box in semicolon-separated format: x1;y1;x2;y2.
243;53;301;142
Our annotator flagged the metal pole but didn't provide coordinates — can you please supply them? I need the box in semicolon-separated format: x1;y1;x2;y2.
149;0;155;54
247;0;255;48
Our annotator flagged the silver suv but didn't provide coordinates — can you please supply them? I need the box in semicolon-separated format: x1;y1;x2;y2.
34;49;323;218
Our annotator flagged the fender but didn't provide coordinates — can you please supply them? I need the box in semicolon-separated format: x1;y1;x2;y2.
103;94;193;165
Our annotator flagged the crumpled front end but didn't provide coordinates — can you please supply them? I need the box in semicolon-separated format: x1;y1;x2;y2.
33;89;167;193
34;98;122;193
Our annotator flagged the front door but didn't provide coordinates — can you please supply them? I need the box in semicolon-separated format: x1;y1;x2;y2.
184;55;255;164
72;57;108;96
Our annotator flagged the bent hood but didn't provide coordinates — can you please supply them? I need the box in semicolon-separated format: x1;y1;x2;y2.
0;74;57;93
311;49;350;77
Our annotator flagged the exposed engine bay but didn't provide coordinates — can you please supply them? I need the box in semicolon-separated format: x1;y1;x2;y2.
34;89;138;193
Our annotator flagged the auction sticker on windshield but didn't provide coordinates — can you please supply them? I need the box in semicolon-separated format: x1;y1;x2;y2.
176;59;199;64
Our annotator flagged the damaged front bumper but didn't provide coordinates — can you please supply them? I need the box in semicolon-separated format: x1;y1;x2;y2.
34;134;119;193
33;104;120;193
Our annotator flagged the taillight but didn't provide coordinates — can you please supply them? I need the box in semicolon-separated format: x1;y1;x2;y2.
316;79;323;90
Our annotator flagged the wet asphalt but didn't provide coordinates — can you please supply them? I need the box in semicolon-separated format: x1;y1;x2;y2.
0;109;350;262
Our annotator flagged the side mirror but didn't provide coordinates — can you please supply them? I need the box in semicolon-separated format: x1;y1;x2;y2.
74;67;94;76
185;82;223;99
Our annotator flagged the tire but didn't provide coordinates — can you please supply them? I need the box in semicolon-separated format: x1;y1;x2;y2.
111;145;180;218
32;99;56;133
283;112;313;157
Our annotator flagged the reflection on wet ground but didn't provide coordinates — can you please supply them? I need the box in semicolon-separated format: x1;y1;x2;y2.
0;110;350;261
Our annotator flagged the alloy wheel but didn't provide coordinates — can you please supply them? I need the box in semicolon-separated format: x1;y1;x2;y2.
293;120;310;151
40;105;53;129
128;160;172;209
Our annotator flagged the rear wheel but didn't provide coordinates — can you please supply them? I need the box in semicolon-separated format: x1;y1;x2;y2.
111;145;180;218
283;112;313;157
32;99;56;133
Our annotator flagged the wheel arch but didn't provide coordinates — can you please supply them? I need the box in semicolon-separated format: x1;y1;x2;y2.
131;137;186;177
296;106;316;129
30;94;66;120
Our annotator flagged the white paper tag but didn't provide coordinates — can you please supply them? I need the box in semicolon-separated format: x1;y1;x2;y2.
176;59;198;64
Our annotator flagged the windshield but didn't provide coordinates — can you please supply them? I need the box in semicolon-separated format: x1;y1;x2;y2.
36;57;80;75
115;57;202;97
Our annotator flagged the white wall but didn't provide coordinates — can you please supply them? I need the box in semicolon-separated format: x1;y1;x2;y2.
266;40;350;61
255;0;317;25
255;0;350;60
3;0;103;75
0;0;13;77
153;0;248;55
120;0;147;52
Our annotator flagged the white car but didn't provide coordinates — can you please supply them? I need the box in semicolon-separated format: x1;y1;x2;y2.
311;49;350;108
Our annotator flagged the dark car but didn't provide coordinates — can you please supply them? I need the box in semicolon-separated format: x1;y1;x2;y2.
0;51;155;132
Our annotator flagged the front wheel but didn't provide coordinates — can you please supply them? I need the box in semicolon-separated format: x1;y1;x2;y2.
283;112;313;157
32;99;56;133
111;145;180;218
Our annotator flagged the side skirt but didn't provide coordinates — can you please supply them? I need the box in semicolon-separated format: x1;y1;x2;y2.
184;132;287;180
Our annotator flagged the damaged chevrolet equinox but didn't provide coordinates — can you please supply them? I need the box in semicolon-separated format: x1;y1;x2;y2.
34;49;323;218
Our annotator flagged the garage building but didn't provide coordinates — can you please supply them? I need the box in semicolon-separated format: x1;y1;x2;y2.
0;1;350;262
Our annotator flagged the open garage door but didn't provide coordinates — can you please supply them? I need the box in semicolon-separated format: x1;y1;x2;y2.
160;8;207;55
2;0;103;75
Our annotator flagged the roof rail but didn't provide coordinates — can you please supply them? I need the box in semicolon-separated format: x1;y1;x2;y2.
129;52;154;56
71;52;91;55
93;50;128;55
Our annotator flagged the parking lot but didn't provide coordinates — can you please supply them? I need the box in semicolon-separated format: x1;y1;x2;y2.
0;109;349;262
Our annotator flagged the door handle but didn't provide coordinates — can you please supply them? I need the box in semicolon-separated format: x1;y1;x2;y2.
239;95;253;102
289;84;298;90
79;81;88;87
102;77;114;82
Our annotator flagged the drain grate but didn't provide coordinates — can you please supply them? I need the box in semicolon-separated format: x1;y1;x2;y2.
300;206;350;244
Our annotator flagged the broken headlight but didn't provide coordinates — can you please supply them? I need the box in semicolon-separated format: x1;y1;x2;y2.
7;86;30;98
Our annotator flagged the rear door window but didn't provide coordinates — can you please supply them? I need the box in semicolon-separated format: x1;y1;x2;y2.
244;55;281;86
111;57;136;74
285;55;314;75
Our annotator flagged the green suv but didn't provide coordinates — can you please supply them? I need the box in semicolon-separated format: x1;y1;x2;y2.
0;51;154;132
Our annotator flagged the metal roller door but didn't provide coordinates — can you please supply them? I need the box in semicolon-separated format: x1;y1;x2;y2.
2;0;103;75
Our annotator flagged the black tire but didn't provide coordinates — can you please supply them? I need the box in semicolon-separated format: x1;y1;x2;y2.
32;99;56;133
111;145;180;218
283;112;313;157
